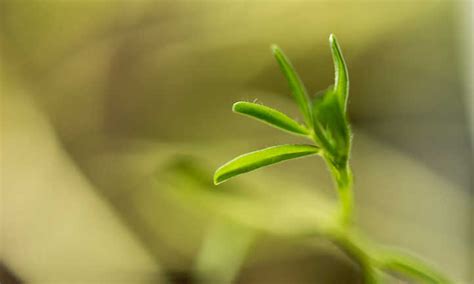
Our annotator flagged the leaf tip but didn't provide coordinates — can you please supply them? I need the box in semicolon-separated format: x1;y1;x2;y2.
232;101;243;113
213;172;223;186
329;33;339;48
270;44;280;54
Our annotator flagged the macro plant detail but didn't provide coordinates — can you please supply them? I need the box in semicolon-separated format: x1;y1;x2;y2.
213;34;451;283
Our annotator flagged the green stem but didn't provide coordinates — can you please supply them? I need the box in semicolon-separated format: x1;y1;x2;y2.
311;132;449;283
375;249;451;284
323;227;450;284
326;227;379;284
335;164;353;227
323;155;353;228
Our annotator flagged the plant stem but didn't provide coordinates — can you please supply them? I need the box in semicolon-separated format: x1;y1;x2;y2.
326;227;379;283
318;149;450;283
323;155;354;228
322;227;450;284
334;164;353;227
375;249;452;283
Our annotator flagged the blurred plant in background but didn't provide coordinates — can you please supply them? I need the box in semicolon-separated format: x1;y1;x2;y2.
1;0;472;283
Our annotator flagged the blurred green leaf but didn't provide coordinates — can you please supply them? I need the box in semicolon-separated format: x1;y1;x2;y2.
214;144;320;185
161;155;336;236
194;220;255;284
377;251;451;284
232;101;310;136
271;45;313;127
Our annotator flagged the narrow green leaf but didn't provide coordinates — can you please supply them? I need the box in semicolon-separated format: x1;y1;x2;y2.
271;45;313;127
233;101;309;136
214;144;320;185
329;34;349;111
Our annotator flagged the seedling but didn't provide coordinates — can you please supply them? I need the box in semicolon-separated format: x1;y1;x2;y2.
213;34;451;283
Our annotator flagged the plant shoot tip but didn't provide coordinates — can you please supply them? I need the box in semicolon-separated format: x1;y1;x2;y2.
270;44;279;53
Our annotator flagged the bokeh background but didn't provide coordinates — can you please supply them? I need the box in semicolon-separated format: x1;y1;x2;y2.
1;0;473;283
